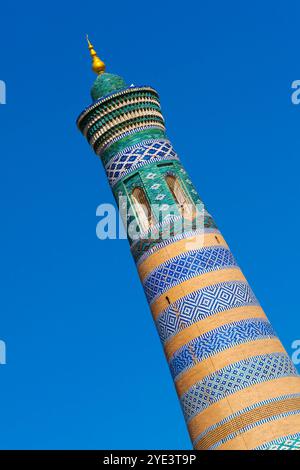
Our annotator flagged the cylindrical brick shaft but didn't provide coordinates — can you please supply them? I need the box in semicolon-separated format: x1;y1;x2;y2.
77;41;300;450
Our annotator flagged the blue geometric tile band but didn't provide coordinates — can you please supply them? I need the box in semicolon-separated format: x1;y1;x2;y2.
169;318;276;380
156;281;259;344
143;246;237;304
181;353;298;422
193;393;300;449
105;139;179;186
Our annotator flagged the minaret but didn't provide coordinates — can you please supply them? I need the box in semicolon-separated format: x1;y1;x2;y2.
77;39;300;450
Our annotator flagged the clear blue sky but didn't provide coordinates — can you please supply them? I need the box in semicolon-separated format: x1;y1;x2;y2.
0;0;299;450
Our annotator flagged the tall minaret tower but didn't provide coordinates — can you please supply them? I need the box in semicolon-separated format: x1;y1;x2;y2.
77;39;300;450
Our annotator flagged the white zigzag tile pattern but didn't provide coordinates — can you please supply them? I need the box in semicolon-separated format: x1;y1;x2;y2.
156;281;258;344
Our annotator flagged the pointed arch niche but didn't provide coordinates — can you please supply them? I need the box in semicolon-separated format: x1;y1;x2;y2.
165;174;195;219
131;187;154;232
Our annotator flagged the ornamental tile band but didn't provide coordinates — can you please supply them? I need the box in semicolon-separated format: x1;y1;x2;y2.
105;140;179;187
206;409;300;450
193;393;300;448
156;281;259;344
169;318;276;381
256;434;300;450
181;353;297;422
143;246;237;305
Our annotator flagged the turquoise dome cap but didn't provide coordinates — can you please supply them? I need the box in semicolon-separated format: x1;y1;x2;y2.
91;73;127;101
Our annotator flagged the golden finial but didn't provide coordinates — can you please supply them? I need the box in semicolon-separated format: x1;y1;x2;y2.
86;35;106;75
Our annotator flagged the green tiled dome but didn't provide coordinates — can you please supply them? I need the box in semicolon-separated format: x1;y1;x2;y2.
91;73;127;101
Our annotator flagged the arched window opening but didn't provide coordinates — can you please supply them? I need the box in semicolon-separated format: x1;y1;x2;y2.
131;187;154;232
165;174;195;219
